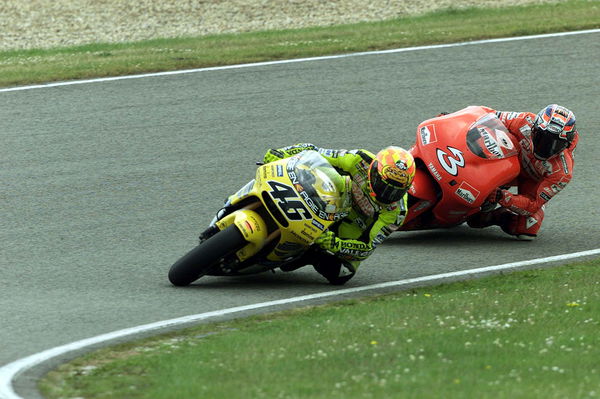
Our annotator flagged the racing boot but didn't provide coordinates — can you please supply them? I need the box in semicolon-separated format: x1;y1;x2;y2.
313;256;356;285
500;208;545;241
467;208;541;241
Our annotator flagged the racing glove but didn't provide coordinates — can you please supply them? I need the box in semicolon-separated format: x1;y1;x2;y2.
315;231;340;253
487;188;513;208
263;149;286;164
314;231;373;261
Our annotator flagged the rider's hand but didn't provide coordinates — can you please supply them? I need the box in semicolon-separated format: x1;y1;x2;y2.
315;231;341;253
487;188;512;207
263;149;285;164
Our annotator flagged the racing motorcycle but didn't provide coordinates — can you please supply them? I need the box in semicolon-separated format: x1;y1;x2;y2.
400;106;521;230
168;150;350;286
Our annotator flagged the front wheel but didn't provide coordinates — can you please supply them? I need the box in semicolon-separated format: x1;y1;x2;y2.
168;225;246;286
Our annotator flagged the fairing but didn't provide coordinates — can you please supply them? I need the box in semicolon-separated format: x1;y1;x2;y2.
405;106;521;227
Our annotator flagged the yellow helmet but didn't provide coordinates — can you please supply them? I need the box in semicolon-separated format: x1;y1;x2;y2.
368;146;416;204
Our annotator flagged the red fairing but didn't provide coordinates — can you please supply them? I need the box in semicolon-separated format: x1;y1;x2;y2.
402;167;438;229
402;106;521;229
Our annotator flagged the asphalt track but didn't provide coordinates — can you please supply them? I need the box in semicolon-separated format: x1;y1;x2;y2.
1;30;599;398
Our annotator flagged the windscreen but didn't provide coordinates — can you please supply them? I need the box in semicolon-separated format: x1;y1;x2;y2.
286;151;349;221
466;113;518;159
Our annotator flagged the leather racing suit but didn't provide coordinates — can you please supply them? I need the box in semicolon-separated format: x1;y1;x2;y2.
263;143;408;284
468;107;578;239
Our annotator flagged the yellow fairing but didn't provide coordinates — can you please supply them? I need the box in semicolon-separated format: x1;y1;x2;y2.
215;210;267;262
257;161;336;262
222;151;346;263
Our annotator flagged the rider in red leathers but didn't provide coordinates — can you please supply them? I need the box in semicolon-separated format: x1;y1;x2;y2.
467;104;579;240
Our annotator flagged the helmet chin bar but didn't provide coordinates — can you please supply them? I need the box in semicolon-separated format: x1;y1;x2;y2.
532;126;570;160
532;104;577;160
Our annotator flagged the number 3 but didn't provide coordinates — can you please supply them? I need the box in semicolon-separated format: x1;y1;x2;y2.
436;146;465;176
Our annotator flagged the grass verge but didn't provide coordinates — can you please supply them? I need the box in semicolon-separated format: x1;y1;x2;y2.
1;0;599;88
40;259;600;399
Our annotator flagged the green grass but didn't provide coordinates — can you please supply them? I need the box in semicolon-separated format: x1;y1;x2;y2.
40;259;600;399
1;0;599;88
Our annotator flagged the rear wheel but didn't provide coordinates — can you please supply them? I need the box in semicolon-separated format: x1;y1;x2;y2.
168;225;246;286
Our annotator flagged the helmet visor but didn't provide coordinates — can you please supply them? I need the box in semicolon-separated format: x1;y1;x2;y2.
370;162;408;204
532;127;569;160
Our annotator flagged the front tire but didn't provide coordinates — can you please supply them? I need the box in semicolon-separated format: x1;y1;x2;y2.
168;225;246;286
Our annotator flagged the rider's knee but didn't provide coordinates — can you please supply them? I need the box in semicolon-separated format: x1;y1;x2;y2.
469;208;544;241
500;209;545;240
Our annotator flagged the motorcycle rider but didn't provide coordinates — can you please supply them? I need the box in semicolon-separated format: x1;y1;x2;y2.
466;104;579;240
262;144;415;284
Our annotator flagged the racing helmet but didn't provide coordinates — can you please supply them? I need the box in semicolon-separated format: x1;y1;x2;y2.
531;104;577;160
367;146;416;204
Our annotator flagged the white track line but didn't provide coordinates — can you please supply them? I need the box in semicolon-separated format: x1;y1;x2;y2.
1;248;600;399
0;29;598;93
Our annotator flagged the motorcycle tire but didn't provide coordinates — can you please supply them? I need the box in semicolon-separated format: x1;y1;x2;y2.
168;225;246;286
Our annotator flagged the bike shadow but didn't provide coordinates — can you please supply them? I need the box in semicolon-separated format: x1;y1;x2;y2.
175;269;335;290
167;227;524;290
385;225;522;246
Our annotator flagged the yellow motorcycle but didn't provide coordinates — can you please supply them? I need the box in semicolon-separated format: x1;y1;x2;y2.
168;150;352;286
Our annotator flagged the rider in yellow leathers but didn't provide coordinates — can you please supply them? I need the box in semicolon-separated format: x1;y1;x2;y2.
263;143;415;285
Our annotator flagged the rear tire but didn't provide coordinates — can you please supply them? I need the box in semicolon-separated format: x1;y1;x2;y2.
168;225;246;286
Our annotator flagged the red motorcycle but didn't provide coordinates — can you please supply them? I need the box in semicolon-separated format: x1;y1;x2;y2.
400;106;521;231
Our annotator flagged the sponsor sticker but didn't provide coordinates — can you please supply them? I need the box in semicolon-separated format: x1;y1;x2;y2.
382;164;411;185
495;129;515;150
427;162;442;181
413;200;431;212
519;125;532;136
526;217;538;229
372;232;387;247
560;153;569;174
319;149;337;158
480;127;504;158
351;183;376;218
541;160;553;175
419;124;437;145
311;219;325;230
448;210;468;215
540;192;552;201
299;190;327;220
557;179;568;189
455;181;480;204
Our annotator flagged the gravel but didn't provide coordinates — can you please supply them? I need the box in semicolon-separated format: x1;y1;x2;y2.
0;0;563;51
